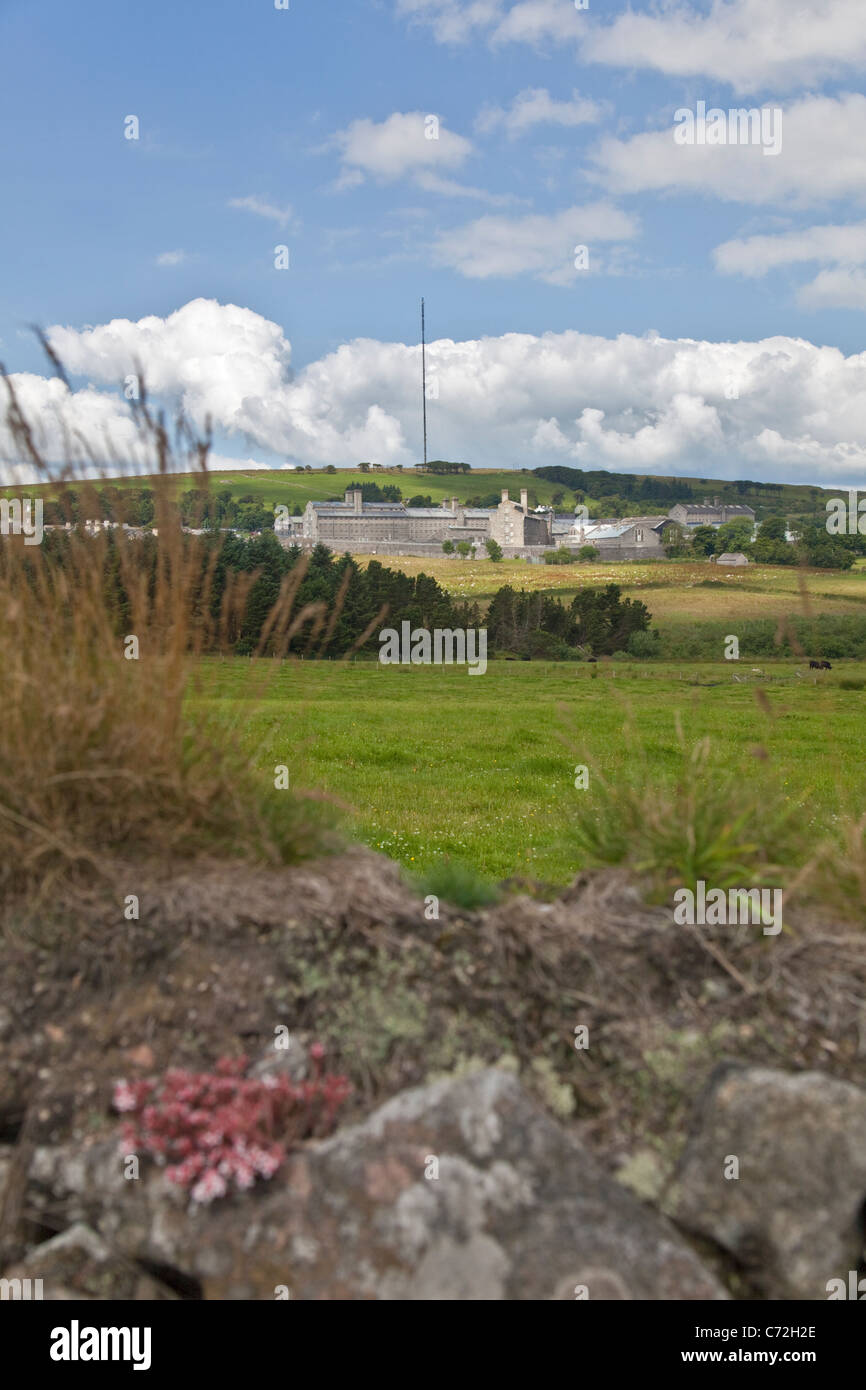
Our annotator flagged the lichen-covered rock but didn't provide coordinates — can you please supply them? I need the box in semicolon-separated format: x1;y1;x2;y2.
2;1223;177;1300
666;1065;866;1299
24;1069;724;1300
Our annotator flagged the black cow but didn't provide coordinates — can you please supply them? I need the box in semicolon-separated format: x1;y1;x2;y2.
821;660;832;670
809;659;832;670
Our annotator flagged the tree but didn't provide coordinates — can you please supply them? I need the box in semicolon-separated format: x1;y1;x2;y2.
577;545;599;562
713;519;753;553
324;464;336;474
358;462;371;473
757;515;788;542
485;538;504;562
690;525;717;557
456;541;472;559
441;540;455;554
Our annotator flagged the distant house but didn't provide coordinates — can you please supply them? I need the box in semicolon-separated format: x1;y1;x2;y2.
714;552;751;566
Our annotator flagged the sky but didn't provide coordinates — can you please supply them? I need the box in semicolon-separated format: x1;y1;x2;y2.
1;0;866;485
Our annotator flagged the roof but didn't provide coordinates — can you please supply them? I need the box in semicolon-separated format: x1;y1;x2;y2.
405;507;456;517
717;551;750;562
673;503;755;516
310;501;407;515
581;524;633;540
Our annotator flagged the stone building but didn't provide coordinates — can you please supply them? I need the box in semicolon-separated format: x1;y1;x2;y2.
488;489;553;548
279;488;550;555
566;515;669;561
667;501;756;528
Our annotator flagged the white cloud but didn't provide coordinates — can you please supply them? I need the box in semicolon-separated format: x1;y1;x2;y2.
395;0;585;47
394;0;506;44
492;0;588;48
2;299;862;486
413;172;518;205
432;203;638;282
228;196;294;227
595;94;866;207
0;373;148;480
208;455;274;471
476;88;602;138
714;223;866;277
581;0;866;94
156;250;186;267
331;111;472;188
396;0;866;93
798;268;866;311
714;222;866;309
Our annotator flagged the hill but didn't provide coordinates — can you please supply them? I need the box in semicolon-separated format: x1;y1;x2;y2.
1;462;844;527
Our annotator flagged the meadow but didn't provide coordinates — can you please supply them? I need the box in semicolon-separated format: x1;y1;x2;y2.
192;657;866;887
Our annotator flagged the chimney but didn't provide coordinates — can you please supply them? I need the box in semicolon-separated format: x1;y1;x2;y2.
501;489;509;504
354;489;362;513
520;488;528;511
450;496;458;512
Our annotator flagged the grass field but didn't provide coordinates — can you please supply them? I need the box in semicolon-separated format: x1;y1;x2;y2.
355;554;866;616
192;658;866;887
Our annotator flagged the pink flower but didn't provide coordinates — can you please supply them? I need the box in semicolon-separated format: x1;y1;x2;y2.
191;1169;228;1205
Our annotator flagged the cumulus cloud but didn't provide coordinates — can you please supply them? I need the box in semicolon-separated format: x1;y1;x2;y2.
331;111;472;188
432;203;638;282
228;196;294;227
0;300;861;486
476;88;602;138
594;94;866;208
580;0;866;94
0;373;148;480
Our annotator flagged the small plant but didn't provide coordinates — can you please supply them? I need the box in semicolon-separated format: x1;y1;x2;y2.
569;733;802;894
113;1048;351;1204
413;857;500;910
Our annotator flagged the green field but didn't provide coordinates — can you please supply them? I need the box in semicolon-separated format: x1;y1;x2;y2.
192;658;866;886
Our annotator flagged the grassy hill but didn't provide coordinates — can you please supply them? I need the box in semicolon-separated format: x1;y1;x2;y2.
1;462;844;524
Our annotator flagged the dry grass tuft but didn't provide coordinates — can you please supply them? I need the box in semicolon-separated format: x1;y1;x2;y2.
0;370;340;912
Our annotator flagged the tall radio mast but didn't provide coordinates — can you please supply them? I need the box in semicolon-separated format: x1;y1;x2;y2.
421;297;428;469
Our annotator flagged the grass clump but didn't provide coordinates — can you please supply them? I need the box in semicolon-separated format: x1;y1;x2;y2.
0;369;340;911
568;730;802;896
413;857;501;910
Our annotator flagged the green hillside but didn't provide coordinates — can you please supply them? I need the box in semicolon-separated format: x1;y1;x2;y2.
1;462;846;527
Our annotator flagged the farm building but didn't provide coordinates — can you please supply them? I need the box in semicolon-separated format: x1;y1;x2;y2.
714;551;751;566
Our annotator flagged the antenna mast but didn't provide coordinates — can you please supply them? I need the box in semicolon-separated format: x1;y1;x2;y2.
421;297;428;469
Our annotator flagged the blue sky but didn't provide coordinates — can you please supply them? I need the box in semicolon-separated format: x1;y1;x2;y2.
2;0;866;484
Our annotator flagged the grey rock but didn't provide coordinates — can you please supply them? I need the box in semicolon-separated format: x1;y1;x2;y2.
25;1069;725;1300
666;1065;866;1299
